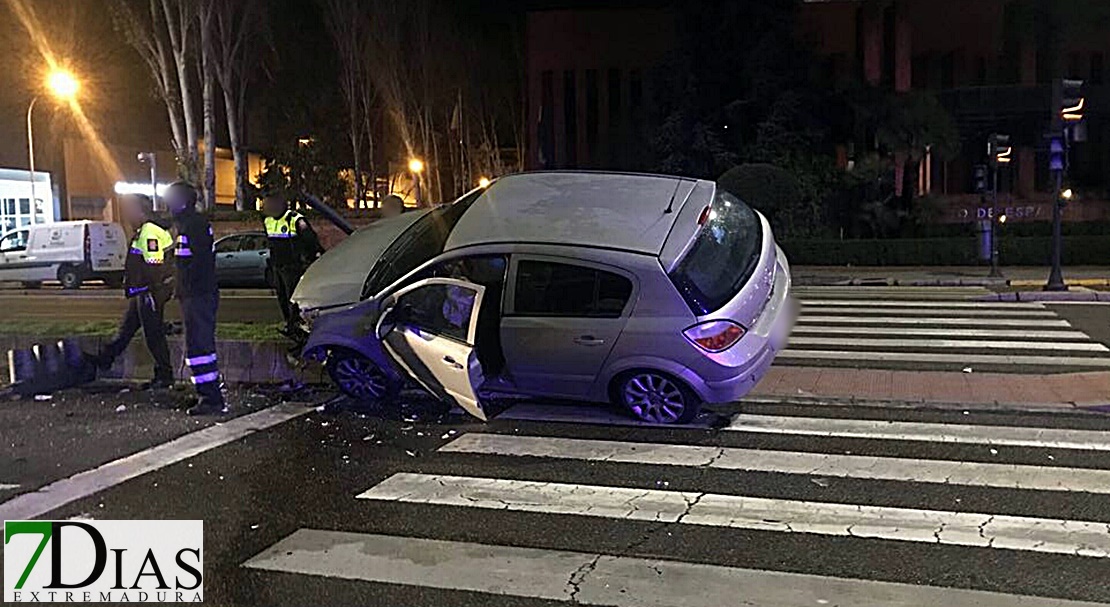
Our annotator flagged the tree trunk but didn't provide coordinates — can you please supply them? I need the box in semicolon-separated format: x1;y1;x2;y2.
160;0;198;181
224;86;248;211
200;6;216;211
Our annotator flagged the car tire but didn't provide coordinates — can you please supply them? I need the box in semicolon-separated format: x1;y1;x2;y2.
58;266;83;290
325;347;400;404
611;370;701;425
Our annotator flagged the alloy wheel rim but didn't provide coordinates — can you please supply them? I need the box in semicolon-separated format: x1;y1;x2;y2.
333;357;388;400
623;373;685;424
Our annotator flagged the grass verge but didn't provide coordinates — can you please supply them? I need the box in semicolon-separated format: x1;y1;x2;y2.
0;320;285;342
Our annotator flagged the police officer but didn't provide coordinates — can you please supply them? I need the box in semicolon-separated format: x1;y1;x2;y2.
165;181;226;416
262;193;323;339
90;194;174;389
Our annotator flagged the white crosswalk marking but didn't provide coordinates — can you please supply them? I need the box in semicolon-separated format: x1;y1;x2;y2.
359;473;1110;557
243;530;1108;607
727;414;1110;450
784;287;1110;371
244;409;1110;605
440;433;1110;493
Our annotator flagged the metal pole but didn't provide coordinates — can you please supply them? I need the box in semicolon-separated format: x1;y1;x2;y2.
988;165;1001;277
26;96;38;225
149;155;158;211
1045;168;1067;291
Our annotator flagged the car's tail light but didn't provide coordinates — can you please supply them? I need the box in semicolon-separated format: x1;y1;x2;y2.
684;320;745;353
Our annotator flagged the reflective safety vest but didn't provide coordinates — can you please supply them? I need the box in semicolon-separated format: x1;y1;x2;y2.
124;221;173;296
131;222;173;264
264;211;302;240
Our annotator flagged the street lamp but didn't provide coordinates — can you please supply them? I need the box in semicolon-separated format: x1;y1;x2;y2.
478;176;491;189
28;69;79;224
408;158;424;207
137;152;158;210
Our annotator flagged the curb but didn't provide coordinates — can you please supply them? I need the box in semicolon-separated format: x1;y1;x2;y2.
978;290;1110;302
0;335;311;385
739;395;1110;416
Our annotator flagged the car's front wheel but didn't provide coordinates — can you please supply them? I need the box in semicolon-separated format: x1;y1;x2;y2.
325;348;399;404
612;370;701;425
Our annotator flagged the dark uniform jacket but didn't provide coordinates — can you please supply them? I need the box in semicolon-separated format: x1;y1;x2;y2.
172;208;218;298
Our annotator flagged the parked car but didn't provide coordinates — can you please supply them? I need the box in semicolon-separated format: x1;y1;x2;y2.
214;232;271;287
0;221;127;289
294;171;793;424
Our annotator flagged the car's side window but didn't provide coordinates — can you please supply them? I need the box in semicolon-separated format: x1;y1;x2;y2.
514;260;632;318
215;236;241;253
240;235;267;251
0;230;29;253
394;283;478;344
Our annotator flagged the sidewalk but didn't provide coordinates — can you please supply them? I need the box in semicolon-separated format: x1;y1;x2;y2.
794;265;1110;287
751;366;1110;410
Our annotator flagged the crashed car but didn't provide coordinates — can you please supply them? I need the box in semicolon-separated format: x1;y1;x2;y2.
293;171;792;424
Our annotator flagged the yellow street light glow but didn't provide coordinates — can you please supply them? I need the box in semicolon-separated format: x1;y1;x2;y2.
998;214;1007;224
408;158;424;173
1062;188;1074;200
47;70;78;100
478;176;491;188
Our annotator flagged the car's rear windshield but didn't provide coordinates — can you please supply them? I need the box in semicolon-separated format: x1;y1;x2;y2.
361;190;481;298
668;191;763;315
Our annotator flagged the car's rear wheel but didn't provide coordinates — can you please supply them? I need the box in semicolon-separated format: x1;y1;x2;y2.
612;370;701;425
325;348;399;403
58;265;83;290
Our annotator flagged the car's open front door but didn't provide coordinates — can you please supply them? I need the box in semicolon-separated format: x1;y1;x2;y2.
376;277;487;420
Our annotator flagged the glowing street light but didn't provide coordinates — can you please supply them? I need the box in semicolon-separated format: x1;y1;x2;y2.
478;176;491;188
28;68;80;224
1062;188;1074;200
47;70;79;100
408;158;424;206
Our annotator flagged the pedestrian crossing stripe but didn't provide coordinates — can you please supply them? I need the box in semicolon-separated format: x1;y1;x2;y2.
439;433;1110;493
726;414;1110;450
243;530;1107;607
800;306;1057;317
795;315;1071;327
357;472;1110;557
792;326;1090;339
788;336;1110;352
778;349;1110;367
800;299;1048;309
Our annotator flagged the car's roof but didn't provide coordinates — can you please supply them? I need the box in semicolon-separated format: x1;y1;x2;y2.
444;171;707;256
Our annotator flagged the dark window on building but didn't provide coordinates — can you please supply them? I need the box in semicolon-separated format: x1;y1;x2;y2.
539;70;554;169
975;56;988;85
585;69;598;168
1092;53;1105;85
563;70;577;168
514;260;632;318
941;52;956;88
1067;52;1082;79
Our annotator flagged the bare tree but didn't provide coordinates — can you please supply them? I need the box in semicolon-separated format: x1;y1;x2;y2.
160;0;199;180
209;0;271;210
197;0;216;210
319;0;370;207
110;0;195;178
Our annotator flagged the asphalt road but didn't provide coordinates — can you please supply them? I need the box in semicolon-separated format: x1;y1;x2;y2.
0;287;282;323
3;390;1110;606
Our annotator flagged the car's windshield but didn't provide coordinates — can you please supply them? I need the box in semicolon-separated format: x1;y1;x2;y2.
668;190;762;314
360;190;481;298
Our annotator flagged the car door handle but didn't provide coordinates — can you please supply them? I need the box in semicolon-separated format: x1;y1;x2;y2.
574;335;606;346
442;355;464;369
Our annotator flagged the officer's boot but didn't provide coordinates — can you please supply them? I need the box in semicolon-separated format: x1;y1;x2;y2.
186;381;228;416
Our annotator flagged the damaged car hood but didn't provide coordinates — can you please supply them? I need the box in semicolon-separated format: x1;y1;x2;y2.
292;210;429;312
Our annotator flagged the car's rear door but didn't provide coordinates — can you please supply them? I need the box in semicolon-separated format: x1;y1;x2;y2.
214;235;245;283
378;277;487;420
238;234;270;285
500;256;635;399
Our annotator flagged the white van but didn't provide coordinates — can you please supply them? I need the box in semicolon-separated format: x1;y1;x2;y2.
0;221;127;289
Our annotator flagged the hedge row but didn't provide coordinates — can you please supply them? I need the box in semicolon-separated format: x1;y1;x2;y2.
779;235;1110;266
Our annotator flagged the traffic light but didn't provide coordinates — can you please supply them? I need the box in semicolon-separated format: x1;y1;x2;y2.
972;164;988;193
1060;79;1085;122
987;133;1012;166
1049;136;1066;172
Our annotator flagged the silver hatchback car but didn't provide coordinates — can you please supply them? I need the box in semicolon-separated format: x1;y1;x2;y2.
294;171;792;424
